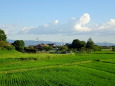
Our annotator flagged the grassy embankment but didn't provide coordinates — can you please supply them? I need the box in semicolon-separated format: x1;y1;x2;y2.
0;49;115;86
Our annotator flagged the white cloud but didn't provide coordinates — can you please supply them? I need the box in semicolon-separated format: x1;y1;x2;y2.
74;13;91;32
20;27;31;34
108;19;115;26
1;13;115;40
19;13;92;35
53;20;59;24
79;13;91;24
0;14;92;36
0;24;22;35
75;24;91;32
44;24;49;27
96;19;115;31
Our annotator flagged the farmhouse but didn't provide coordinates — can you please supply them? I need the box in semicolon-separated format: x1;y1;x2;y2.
47;43;57;48
35;43;49;49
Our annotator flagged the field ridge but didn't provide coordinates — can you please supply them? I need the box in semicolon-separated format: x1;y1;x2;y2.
0;60;92;74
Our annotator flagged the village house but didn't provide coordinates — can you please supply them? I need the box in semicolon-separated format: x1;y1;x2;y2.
35;43;49;50
47;43;58;51
47;43;57;48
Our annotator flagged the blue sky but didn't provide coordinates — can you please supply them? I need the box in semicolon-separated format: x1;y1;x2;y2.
0;0;115;43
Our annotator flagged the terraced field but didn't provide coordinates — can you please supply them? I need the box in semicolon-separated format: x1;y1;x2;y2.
0;50;115;86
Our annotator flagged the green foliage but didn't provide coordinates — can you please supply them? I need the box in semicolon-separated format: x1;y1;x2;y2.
41;46;53;51
0;28;115;85
101;46;111;49
72;39;86;50
0;29;14;51
71;38;100;53
86;37;94;49
28;45;35;49
24;46;37;53
66;43;72;49
112;46;115;51
58;46;68;52
0;41;15;50
0;50;115;86
0;29;7;41
0;41;7;47
12;40;25;51
93;45;101;51
4;45;15;50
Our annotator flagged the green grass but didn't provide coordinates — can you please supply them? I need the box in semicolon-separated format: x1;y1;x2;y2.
0;49;115;86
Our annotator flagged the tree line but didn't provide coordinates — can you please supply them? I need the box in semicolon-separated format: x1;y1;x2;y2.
0;29;101;53
0;29;25;51
69;38;101;52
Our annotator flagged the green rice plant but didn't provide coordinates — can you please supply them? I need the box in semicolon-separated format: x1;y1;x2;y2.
78;61;115;74
0;49;115;86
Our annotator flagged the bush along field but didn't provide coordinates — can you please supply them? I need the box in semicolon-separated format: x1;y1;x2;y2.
0;49;115;86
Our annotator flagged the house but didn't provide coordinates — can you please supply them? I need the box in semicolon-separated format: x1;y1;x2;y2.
47;43;57;48
7;43;12;46
35;43;49;50
47;43;58;51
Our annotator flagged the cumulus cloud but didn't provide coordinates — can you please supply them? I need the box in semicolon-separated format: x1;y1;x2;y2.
108;19;115;25
19;27;32;34
75;25;91;32
79;13;90;24
74;13;91;32
53;20;59;24
0;24;22;35
18;13;92;35
96;19;115;31
1;13;115;37
44;24;49;27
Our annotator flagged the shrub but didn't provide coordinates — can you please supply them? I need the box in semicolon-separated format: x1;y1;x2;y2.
0;29;7;41
93;45;102;51
0;41;7;47
112;46;115;51
12;40;25;51
58;46;68;52
41;46;53;51
4;45;15;50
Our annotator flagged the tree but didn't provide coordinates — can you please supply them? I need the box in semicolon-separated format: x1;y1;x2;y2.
0;29;7;41
12;40;25;51
93;45;101;51
0;41;15;50
4;45;15;50
112;46;115;51
41;46;53;51
58;46;68;52
0;41;7;47
86;38;94;49
72;39;86;50
80;41;86;48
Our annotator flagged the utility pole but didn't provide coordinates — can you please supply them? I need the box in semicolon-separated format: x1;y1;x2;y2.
36;38;39;45
104;41;107;46
62;39;64;46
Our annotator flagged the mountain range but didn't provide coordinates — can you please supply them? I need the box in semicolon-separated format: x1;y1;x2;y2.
7;39;115;46
7;39;63;46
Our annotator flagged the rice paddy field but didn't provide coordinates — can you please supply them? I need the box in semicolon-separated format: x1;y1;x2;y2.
0;49;115;86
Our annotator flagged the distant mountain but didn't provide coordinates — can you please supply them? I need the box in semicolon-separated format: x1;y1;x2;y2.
7;39;115;46
7;39;62;46
95;42;115;46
